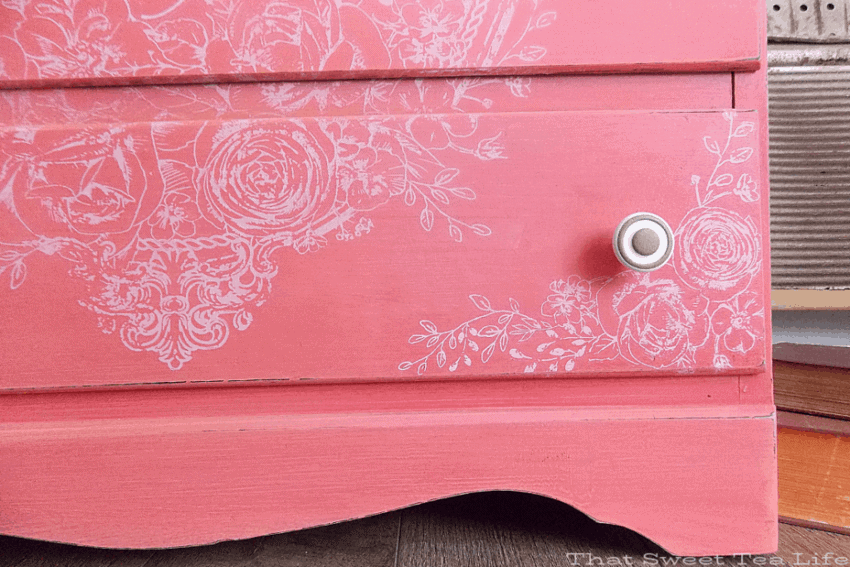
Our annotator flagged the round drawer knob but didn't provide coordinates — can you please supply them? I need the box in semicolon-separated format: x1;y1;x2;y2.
613;213;674;272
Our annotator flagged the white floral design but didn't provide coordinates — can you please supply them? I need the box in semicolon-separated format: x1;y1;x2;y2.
400;113;765;374
197;120;338;238
674;207;760;297
710;292;764;356
602;275;710;369
0;27;552;370
10;125;164;237
540;276;595;333
0;0;557;84
380;1;552;68
149;191;201;239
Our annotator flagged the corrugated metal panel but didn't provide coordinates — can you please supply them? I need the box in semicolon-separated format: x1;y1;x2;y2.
769;64;850;289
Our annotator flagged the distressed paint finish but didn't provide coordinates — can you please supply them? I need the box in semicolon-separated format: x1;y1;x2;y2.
0;0;761;88
0;0;776;556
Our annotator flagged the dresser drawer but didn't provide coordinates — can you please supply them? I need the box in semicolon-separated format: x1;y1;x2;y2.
0;0;761;88
0;75;766;389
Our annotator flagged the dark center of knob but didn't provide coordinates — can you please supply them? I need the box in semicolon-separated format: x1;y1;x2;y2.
632;228;660;256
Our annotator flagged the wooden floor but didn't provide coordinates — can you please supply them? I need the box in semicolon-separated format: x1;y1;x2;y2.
2;492;848;566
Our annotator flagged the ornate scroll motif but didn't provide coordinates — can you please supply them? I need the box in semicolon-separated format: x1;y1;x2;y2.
400;113;764;374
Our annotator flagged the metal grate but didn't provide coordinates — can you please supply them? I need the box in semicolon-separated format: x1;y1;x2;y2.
769;61;850;288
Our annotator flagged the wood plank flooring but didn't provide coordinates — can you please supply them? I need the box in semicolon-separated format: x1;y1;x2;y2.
2;492;848;566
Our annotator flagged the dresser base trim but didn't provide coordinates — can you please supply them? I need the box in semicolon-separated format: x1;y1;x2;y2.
0;407;777;556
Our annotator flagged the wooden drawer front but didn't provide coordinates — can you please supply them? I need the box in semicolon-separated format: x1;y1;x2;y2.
0;78;766;390
0;0;761;88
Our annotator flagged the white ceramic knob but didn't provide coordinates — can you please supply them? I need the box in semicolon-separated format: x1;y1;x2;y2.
613;213;674;272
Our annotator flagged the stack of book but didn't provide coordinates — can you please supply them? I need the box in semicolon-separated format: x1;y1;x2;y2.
767;8;850;536
775;360;850;534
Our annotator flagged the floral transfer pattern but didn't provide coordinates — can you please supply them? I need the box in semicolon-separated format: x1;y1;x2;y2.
0;66;551;369
400;113;765;374
0;0;557;83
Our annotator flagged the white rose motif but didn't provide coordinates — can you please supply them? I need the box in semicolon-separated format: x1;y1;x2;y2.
197;121;338;239
599;275;710;369
674;207;761;297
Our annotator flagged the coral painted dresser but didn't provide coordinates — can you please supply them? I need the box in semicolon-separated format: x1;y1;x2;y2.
0;0;775;556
